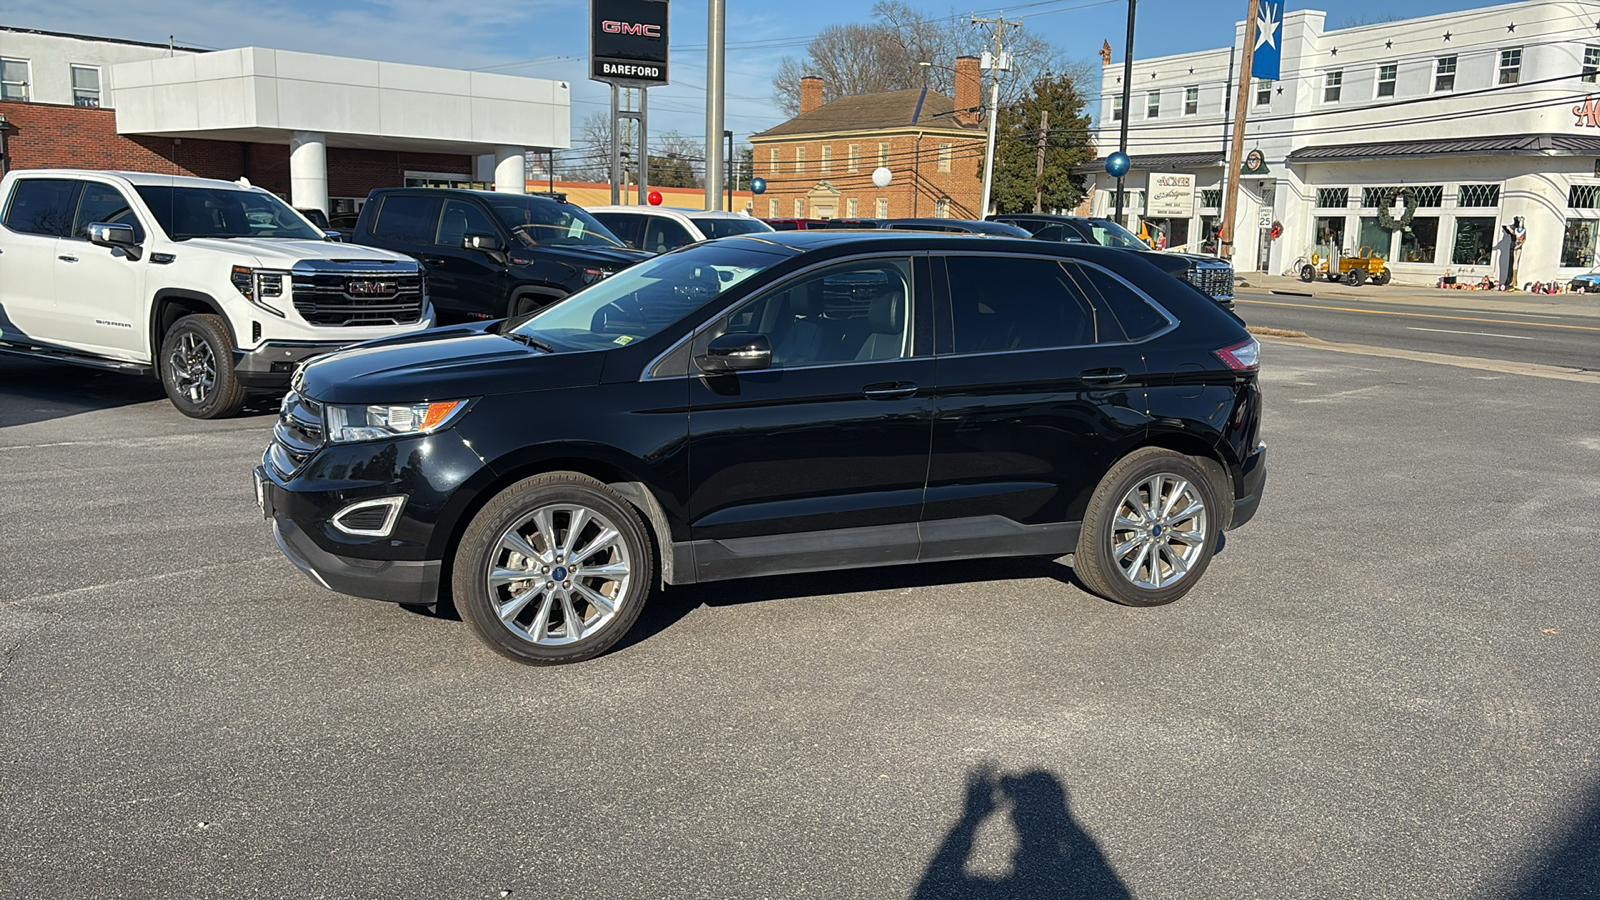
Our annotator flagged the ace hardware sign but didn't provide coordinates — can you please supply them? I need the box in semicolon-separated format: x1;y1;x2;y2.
592;0;670;86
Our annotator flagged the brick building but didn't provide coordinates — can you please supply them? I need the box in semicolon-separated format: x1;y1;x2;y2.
748;57;988;221
0;27;568;217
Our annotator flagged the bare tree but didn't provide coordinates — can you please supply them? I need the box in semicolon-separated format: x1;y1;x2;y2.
772;1;1066;118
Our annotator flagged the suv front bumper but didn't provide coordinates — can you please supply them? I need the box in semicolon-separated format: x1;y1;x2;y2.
233;341;349;390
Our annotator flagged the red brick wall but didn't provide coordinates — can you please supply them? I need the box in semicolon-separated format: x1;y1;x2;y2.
0;101;471;202
751;132;986;220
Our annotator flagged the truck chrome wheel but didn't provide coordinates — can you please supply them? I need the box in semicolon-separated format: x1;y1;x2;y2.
486;503;634;647
1109;473;1209;590
170;332;216;405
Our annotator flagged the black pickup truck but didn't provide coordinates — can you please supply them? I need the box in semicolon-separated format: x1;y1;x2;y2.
350;188;652;323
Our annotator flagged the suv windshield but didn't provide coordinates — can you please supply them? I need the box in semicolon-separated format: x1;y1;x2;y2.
134;186;325;241
690;216;773;239
509;240;795;352
486;196;627;249
1085;219;1150;250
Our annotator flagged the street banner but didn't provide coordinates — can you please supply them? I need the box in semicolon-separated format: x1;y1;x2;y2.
1252;1;1282;81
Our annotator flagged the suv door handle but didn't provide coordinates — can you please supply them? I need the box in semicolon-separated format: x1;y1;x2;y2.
58;254;79;263
863;381;919;400
420;255;447;265
1079;368;1127;385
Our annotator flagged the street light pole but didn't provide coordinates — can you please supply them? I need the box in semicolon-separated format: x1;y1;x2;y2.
1113;0;1136;225
704;0;727;210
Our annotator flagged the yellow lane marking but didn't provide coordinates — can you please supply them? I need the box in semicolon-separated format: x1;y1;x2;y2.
1237;297;1600;332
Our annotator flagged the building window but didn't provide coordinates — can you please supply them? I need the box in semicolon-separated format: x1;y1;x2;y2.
69;65;101;107
847;198;858;217
1570;184;1600;208
794;147;806;175
0;57;29;101
1357;217;1391;259
1413;185;1444;207
935;197;950;218
1111;95;1123;121
1254;79;1271;107
876;198;888;218
1376;63;1397;98
820;146;832;176
1562;218;1598;267
848;144;859;172
794;198;805;218
1315;215;1347;254
878;142;889;166
769;148;780;175
1316;188;1349;208
938;143;952;173
1585;47;1600;83
1400;218;1439;263
1452;217;1496;265
1184;85;1199;115
1498;48;1522;85
1457;184;1501;207
769;198;779;218
1145;90;1160;118
1323;70;1343;103
1199;188;1222;209
1435;55;1457;92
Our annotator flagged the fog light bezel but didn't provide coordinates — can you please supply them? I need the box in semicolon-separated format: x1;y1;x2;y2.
330;495;407;537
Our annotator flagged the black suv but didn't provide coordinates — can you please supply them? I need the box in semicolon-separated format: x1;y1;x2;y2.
991;214;1236;307
256;232;1267;665
350;188;651;323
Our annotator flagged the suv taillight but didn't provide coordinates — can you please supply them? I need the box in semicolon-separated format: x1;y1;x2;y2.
1214;337;1260;371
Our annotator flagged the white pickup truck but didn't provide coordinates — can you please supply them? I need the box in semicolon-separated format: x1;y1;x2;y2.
0;170;433;418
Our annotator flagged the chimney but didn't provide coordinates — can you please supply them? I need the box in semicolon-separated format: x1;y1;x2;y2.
800;75;824;116
954;56;981;127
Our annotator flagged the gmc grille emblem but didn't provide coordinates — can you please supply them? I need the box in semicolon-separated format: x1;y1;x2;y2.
347;280;397;296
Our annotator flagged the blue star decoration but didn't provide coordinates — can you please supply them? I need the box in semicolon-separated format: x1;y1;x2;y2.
1276;85;1283;94
1385;40;1393;48
1331;47;1338;55
1507;23;1515;32
1444;31;1452;41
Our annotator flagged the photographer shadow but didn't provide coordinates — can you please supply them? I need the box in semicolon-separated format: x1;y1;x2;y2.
914;765;1130;900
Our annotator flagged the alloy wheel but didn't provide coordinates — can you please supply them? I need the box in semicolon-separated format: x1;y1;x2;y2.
170;332;215;405
1108;473;1209;590
485;504;633;646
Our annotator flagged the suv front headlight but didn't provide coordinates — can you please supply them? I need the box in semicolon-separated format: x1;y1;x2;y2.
325;400;472;443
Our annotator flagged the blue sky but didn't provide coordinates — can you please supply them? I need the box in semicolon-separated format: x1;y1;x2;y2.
5;0;1522;150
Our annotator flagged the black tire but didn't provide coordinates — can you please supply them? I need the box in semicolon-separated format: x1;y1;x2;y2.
452;472;653;665
1073;448;1221;608
1298;264;1316;283
158;314;247;419
1345;268;1366;286
1375;269;1392;286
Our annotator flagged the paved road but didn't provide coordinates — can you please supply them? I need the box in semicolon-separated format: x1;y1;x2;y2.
1234;288;1600;372
2;352;1598;899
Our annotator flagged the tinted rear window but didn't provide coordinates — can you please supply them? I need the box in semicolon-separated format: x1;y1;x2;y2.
1064;262;1171;341
4;179;80;236
372;195;442;243
944;255;1100;353
692;217;772;239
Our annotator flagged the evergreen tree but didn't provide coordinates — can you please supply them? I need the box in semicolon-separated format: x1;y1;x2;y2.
988;73;1095;215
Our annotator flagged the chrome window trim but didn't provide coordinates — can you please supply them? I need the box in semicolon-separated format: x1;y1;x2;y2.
331;495;407;537
641;251;926;381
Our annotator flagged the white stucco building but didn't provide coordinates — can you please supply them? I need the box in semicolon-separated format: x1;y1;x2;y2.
1;27;570;214
1092;0;1600;285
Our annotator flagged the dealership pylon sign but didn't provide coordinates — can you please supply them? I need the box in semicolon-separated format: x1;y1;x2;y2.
591;0;670;86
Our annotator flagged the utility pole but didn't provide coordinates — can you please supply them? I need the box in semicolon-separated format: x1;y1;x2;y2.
972;13;1020;219
1034;108;1049;213
1221;0;1261;261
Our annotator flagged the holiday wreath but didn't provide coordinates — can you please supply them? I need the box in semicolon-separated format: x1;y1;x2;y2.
1378;187;1418;230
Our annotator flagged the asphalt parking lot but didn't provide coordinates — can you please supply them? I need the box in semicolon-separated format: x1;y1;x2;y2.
2;344;1597;899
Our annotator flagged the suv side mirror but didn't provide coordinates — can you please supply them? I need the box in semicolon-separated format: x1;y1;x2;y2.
322;229;344;242
698;332;772;372
87;222;142;261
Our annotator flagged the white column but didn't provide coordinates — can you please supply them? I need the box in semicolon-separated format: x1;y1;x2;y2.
288;132;328;215
494;147;526;194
